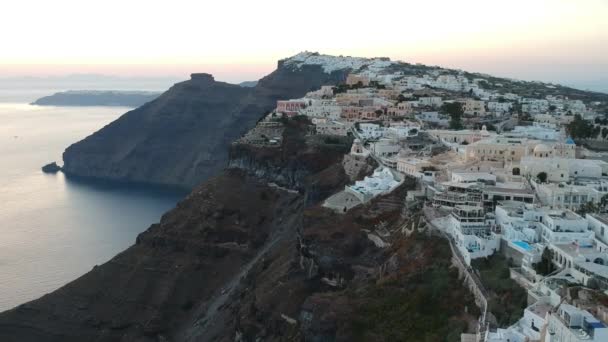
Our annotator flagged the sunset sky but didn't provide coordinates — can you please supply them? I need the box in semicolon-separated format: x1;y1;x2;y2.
2;0;607;86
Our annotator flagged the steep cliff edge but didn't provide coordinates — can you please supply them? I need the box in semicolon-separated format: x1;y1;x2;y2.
62;58;350;189
1;53;494;341
0;170;303;342
0;118;352;341
0;114;479;341
228;117;353;203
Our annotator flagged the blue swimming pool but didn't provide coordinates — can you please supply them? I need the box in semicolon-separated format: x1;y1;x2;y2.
512;240;533;251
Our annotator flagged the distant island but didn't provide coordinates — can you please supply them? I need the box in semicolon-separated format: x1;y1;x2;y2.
31;90;162;107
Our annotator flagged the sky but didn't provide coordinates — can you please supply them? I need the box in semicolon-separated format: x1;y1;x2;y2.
1;0;607;88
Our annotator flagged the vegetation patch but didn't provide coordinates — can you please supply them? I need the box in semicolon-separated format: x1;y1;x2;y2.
472;255;527;327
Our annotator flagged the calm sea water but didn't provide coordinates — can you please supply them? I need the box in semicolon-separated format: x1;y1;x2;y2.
0;102;185;311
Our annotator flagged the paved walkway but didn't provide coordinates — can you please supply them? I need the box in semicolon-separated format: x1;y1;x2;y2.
323;190;362;212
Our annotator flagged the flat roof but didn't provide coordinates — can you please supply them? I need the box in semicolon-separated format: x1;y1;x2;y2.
485;186;535;195
452;171;495;177
553;243;596;259
576;261;608;279
398;158;430;165
528;301;552;318
442;181;482;189
454;205;484;211
589;214;608;227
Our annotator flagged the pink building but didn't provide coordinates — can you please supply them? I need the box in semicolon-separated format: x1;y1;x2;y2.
276;100;308;116
340;106;381;121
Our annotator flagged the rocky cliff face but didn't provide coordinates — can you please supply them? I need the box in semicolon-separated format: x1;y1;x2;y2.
2;54;485;341
184;176;479;342
0;115;478;341
0;121;353;341
62;59;350;189
228;118;353;203
0;170;304;342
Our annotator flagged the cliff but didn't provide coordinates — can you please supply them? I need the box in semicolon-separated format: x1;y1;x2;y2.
0;116;351;341
62;59;350;189
0;115;478;341
0;53;505;340
228;117;353;203
31;90;161;107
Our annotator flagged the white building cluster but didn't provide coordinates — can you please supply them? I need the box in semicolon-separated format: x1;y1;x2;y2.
249;53;608;342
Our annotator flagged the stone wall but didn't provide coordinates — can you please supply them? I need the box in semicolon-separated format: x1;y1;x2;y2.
499;238;524;266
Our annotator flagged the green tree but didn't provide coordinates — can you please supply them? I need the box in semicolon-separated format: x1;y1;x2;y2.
567;114;594;139
441;102;464;130
600;194;608;212
577;201;599;216
449;116;463;130
534;248;555;276
537;172;548;183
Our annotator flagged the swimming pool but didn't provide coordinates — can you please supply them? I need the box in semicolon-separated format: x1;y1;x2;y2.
512;240;533;251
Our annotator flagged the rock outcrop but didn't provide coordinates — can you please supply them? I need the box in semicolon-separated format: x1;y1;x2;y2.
0;118;353;341
228;118;353;203
41;162;61;173
0;53;496;341
0;114;479;341
0;169;304;342
62;58;350;189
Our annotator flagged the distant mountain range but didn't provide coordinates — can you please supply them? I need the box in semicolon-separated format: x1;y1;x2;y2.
238;80;258;87
32;90;162;107
567;79;608;94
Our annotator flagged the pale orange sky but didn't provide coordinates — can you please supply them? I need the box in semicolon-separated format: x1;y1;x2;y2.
1;0;607;85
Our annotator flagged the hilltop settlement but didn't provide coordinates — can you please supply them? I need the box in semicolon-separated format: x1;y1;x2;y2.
246;52;608;342
4;52;608;342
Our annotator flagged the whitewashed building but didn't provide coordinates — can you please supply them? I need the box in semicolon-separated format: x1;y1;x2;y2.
396;157;432;178
545;304;608;342
299;99;342;120
487;101;513;114
345;167;401;203
357;123;385;140
520;157;608;182
511;124;561;141
535;181;608;210
447;205;500;265
417;96;443;108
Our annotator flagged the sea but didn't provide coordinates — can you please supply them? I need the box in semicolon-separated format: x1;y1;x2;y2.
0;89;185;311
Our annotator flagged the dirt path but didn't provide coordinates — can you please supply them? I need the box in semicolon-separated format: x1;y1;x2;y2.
183;234;285;341
181;193;302;342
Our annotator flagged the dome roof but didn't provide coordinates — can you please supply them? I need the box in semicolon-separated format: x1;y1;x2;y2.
480;125;490;136
565;137;575;145
534;144;551;153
